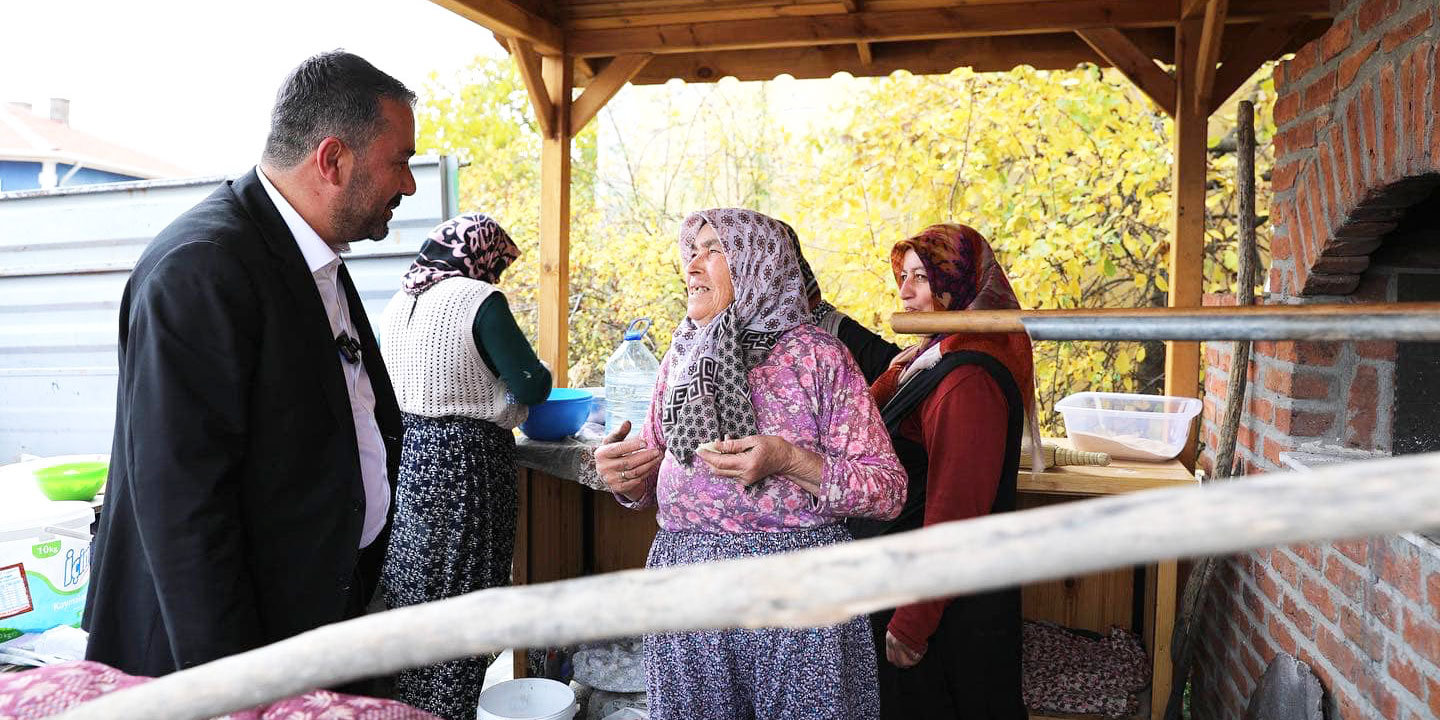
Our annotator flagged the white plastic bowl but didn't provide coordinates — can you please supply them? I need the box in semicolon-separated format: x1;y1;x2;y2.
476;678;577;720
1055;391;1202;462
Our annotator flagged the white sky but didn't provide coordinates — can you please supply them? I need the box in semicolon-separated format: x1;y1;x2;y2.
3;0;505;176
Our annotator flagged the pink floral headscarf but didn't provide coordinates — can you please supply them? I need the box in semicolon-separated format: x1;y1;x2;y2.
401;213;519;295
662;208;809;464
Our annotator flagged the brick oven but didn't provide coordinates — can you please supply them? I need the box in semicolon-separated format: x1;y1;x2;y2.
1193;1;1440;717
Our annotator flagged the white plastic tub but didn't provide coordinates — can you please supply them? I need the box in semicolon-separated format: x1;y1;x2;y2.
477;678;578;720
1055;392;1202;462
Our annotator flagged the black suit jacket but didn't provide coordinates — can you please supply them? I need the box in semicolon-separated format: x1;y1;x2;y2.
83;169;403;677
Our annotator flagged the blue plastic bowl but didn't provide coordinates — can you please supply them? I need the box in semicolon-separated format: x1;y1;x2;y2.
520;388;594;441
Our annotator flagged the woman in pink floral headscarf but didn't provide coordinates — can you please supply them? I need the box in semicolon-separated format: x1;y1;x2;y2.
378;213;551;720
591;208;907;720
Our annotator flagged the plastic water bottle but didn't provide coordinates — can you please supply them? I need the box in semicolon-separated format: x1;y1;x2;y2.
604;318;660;438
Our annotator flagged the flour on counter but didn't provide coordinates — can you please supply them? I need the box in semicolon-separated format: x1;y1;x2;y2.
1067;431;1179;462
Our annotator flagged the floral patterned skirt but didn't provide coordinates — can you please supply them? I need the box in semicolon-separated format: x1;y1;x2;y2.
382;413;517;720
643;525;880;720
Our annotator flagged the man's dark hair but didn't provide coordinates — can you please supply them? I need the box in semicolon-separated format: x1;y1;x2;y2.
262;50;416;168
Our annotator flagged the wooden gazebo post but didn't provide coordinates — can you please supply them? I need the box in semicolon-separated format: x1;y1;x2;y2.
498;31;650;389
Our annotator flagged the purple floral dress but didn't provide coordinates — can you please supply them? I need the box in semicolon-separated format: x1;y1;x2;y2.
620;323;905;720
623;323;905;530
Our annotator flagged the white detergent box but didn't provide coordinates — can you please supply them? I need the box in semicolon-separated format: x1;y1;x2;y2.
0;500;93;641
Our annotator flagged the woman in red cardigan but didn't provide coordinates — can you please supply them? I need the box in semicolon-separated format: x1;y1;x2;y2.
810;223;1034;719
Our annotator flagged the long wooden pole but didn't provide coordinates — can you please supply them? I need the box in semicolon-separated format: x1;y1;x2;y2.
60;451;1440;720
1213;101;1258;481
889;302;1440;335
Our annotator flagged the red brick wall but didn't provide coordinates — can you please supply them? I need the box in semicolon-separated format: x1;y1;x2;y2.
1266;0;1437;297
1192;1;1440;717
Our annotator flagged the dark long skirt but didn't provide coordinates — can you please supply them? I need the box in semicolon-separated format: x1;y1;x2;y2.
644;525;880;720
382;413;518;720
870;596;1028;720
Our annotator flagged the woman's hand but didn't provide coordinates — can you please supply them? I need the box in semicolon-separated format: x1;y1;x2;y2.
594;421;662;502
696;435;823;494
884;631;924;669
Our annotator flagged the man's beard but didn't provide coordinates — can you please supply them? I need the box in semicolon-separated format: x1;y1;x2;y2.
332;166;401;243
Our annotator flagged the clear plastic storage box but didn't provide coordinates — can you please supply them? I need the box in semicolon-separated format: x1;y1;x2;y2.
1054;392;1203;462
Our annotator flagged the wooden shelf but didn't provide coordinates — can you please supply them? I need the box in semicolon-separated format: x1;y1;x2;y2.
1019;438;1198;497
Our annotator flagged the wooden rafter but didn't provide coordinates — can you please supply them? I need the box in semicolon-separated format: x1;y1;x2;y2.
570;54;653;134
508;37;555;139
626;30;1177;85
564;0;1331;57
1208;15;1309;112
1195;0;1230;110
1076;28;1177;118
432;0;564;54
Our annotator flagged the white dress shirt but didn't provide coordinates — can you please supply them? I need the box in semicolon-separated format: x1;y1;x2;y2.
257;166;390;548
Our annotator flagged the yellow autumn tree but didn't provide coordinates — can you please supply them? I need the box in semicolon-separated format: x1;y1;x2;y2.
416;58;1277;426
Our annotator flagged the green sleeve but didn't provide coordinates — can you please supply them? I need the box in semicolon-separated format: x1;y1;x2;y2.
472;293;553;405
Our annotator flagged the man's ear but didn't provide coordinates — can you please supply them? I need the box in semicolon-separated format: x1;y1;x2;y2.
314;137;348;187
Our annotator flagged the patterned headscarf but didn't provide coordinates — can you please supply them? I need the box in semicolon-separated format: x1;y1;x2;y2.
873;223;1036;423
401;213;520;295
662;209;809;464
780;219;837;324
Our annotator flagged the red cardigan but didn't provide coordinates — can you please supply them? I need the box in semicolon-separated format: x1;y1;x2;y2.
885;363;1011;653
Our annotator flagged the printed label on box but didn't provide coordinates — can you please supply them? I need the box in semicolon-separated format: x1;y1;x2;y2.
0;563;35;620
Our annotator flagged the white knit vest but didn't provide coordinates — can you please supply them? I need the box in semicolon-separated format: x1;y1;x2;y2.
380;277;528;428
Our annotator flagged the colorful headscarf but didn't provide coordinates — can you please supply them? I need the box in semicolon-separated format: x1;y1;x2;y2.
872;224;1036;425
662;209;809;464
780;219;837;323
401;213;520;295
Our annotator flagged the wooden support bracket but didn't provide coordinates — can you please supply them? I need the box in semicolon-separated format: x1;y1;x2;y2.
1208;16;1308;113
570;54;653;135
857;41;874;66
1076;27;1176;117
508;37;555;139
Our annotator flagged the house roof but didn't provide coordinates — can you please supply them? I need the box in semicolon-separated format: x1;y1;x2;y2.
0;102;192;180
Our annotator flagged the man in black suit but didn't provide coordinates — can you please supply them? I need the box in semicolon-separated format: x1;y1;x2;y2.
84;51;415;677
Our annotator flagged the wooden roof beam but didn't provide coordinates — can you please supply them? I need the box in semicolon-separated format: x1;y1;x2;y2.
570;54;652;134
1076;28;1177;117
566;0;1331;57
431;0;564;55
1194;0;1230;110
1208;15;1310;113
508;37;556;138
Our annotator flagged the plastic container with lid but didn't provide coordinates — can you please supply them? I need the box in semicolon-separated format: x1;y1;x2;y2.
1055;391;1202;462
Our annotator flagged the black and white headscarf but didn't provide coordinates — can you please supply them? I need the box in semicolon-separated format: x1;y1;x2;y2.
661;209;809;464
401;213;519;295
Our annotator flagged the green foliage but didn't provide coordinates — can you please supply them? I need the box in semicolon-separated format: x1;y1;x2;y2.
415;58;1276;425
